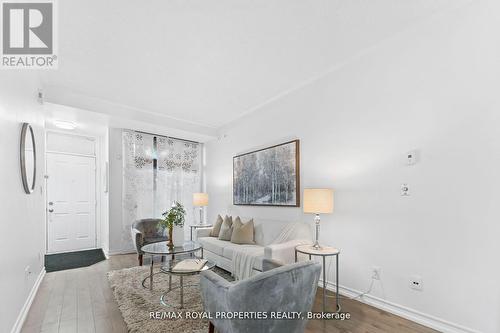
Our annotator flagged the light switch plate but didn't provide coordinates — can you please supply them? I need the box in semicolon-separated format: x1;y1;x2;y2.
401;183;410;196
407;150;418;165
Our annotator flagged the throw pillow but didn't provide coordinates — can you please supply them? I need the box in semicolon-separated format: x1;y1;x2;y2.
210;215;224;237
218;215;233;241
231;217;255;244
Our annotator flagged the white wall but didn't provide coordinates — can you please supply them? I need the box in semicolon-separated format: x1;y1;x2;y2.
0;72;46;333
101;129;110;254
205;2;500;332
108;128;126;254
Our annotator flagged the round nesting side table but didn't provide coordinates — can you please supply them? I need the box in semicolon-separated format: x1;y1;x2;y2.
141;241;203;291
160;259;216;309
295;244;340;313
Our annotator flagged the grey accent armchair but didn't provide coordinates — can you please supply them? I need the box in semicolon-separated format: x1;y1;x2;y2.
131;218;167;266
200;260;321;333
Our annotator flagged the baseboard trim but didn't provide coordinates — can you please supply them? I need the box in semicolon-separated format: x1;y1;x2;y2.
11;268;46;333
319;280;479;333
106;249;136;256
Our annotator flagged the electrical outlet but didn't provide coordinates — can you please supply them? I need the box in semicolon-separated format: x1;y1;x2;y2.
25;265;32;278
409;275;423;291
372;266;381;280
37;88;44;104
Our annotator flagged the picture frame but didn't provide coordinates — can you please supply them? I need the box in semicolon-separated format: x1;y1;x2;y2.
233;140;300;207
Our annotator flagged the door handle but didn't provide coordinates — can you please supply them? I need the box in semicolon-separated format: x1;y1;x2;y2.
48;202;54;206
48;208;54;213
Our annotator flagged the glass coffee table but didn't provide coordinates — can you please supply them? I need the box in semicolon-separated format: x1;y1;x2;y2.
141;241;203;291
160;259;216;309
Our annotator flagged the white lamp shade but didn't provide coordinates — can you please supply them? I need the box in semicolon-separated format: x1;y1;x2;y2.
303;188;334;214
193;193;209;206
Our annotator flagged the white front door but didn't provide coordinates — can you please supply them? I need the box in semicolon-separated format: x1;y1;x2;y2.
47;153;96;253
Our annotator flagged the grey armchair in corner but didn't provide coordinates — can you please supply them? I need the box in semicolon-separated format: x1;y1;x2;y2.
200;260;321;333
131;218;167;266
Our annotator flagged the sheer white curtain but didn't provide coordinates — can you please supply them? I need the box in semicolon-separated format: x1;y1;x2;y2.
122;130;201;250
156;137;201;239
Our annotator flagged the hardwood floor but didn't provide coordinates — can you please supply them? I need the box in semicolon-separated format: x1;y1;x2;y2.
307;290;438;333
21;254;438;333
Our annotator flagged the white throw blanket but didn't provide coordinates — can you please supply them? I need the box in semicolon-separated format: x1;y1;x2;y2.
232;222;306;280
232;246;265;281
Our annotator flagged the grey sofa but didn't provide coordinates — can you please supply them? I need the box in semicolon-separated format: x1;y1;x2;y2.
131;218;167;265
200;260;321;333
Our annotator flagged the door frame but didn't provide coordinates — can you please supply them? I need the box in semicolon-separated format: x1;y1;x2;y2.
45;130;101;254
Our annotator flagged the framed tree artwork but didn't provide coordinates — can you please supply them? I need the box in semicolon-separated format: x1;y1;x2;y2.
233;140;300;207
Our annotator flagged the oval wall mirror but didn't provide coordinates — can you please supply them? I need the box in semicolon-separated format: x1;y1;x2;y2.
20;122;36;194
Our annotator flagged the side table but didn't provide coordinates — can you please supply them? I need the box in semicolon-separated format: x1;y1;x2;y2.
141;241;203;291
160;259;216;309
189;224;213;241
295;244;340;313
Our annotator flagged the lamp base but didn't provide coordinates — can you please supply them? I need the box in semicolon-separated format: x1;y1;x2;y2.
198;207;204;225
312;242;322;250
312;214;322;250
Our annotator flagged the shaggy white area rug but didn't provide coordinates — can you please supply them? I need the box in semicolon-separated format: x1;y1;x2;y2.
107;266;232;333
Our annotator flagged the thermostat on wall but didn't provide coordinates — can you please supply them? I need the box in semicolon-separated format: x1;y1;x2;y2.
406;150;418;165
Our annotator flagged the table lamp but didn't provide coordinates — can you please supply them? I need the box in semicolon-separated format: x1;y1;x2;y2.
303;188;334;250
193;193;209;225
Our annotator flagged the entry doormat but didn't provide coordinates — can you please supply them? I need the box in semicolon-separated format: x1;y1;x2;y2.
45;248;106;272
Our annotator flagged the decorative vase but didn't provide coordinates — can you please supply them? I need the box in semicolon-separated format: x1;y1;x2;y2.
167;226;174;248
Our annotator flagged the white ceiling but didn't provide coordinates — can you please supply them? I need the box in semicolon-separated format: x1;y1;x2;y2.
41;0;460;134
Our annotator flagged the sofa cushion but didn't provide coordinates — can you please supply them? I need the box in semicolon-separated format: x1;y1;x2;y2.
230;217;255;244
222;243;263;260
210;215;224;237
198;237;231;256
200;238;265;272
218;216;233;241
